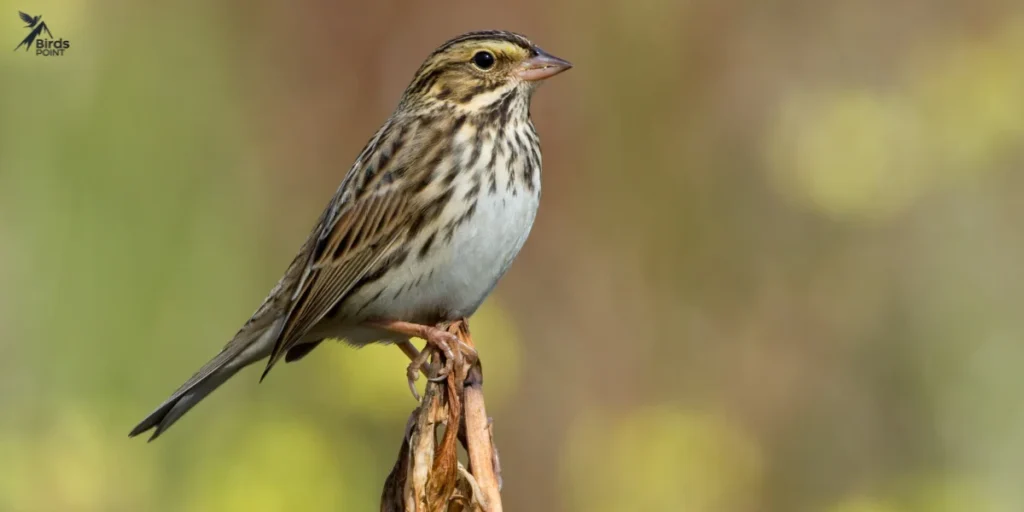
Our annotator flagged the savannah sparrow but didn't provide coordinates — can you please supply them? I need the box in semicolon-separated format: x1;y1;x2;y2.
129;30;571;440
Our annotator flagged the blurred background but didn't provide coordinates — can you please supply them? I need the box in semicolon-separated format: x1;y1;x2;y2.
2;0;1024;510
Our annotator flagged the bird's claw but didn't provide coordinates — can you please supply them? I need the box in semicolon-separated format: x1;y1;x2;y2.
427;365;451;382
405;347;436;401
406;366;422;401
394;323;479;401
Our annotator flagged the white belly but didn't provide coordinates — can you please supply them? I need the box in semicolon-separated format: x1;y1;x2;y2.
385;188;537;321
331;176;539;333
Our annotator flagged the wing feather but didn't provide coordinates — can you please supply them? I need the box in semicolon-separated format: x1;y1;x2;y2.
242;115;434;377
261;180;415;376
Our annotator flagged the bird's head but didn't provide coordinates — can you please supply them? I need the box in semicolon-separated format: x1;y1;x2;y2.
401;31;571;113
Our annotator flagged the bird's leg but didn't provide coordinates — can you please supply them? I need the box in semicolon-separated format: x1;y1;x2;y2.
371;321;472;399
395;339;421;362
385;322;459;379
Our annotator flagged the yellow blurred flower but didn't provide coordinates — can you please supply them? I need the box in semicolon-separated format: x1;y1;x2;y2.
563;406;762;512
766;17;1024;221
0;408;153;512
182;419;375;512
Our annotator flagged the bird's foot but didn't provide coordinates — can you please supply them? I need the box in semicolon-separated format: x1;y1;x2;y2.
374;321;476;400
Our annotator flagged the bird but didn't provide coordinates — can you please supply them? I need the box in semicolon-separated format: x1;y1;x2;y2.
129;30;571;441
19;12;41;28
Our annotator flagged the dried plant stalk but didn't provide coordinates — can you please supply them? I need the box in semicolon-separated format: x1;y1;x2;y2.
450;322;502;512
380;319;503;512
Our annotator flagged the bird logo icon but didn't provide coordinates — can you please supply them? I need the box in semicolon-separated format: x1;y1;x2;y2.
20;11;40;27
14;11;52;51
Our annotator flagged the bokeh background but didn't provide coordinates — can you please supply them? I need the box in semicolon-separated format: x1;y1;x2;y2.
2;0;1024;510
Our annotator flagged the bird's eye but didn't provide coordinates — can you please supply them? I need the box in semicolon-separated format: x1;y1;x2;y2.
472;51;496;70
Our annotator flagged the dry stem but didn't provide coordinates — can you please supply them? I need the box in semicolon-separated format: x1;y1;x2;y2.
380;319;503;512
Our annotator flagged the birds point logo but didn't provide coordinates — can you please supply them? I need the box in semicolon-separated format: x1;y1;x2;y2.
14;11;70;56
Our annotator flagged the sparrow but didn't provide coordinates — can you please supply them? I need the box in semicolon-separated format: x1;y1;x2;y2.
130;30;570;441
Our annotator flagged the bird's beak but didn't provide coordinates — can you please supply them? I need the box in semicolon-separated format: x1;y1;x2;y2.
516;49;573;82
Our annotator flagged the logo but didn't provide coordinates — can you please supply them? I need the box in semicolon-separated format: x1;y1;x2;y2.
14;11;70;56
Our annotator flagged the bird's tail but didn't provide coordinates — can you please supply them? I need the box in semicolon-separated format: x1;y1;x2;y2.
129;320;281;441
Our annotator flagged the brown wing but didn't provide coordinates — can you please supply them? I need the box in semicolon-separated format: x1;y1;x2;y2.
260;186;413;378
259;119;425;377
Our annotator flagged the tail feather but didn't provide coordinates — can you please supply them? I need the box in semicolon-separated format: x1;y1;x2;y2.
129;322;280;441
128;351;243;441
